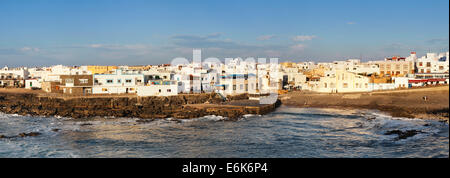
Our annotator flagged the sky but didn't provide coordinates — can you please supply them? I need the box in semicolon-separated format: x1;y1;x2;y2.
0;0;449;67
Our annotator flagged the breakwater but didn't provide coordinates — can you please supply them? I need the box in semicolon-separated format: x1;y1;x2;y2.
0;92;281;119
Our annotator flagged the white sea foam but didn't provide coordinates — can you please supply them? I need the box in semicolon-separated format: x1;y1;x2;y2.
360;110;442;142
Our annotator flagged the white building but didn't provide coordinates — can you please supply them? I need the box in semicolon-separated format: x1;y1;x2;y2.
93;69;145;94
0;66;29;79
137;81;178;96
25;79;42;89
311;69;371;93
416;52;449;74
392;77;413;89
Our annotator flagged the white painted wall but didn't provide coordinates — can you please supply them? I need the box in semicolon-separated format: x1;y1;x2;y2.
25;79;42;89
137;84;178;96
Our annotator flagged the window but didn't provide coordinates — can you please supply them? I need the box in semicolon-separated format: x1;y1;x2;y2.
240;84;243;90
343;83;348;88
65;79;74;83
79;79;88;84
233;85;236;90
107;79;113;84
167;89;171;92
159;89;161;93
126;79;132;83
427;62;431;67
117;79;121;83
102;88;108;91
324;83;327;88
137;80;142;83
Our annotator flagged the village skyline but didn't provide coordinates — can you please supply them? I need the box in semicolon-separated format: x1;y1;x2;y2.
2;50;449;68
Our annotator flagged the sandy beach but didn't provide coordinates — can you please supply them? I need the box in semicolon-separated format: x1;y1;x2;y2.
281;86;449;122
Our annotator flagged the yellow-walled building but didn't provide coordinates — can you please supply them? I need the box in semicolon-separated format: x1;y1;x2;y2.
87;66;118;74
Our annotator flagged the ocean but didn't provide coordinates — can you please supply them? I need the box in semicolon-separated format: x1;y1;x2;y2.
0;106;448;158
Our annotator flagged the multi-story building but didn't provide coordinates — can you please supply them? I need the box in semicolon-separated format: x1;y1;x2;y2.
311;69;370;93
0;73;25;88
416;52;449;74
0;66;29;80
93;69;145;94
59;75;93;95
374;60;415;77
87;65;118;74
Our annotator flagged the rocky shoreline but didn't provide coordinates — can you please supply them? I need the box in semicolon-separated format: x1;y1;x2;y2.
281;86;449;123
0;92;281;120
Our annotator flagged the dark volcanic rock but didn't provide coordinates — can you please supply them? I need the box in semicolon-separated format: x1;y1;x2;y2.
0;92;279;120
385;130;423;140
18;132;41;137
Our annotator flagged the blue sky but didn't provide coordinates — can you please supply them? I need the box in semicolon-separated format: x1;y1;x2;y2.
0;0;448;67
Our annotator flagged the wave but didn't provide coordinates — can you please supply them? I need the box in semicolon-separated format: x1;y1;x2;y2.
361;111;442;141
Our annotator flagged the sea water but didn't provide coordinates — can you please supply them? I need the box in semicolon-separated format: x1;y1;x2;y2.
0;106;448;158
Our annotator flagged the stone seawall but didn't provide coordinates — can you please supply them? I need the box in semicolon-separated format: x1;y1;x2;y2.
0;92;280;119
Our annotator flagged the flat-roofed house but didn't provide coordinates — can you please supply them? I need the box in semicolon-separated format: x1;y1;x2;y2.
59;75;93;95
312;69;371;93
137;80;178;96
93;69;144;94
375;60;415;77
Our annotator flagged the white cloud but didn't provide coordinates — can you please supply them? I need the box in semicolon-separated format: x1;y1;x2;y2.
89;44;103;48
257;35;276;41
20;47;40;52
290;44;306;51
89;44;149;50
20;46;40;53
292;35;317;42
